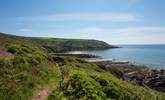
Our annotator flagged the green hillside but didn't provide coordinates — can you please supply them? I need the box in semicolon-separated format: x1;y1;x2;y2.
0;33;165;100
0;33;115;53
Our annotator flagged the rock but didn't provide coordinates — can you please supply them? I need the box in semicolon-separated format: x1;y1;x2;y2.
125;72;145;82
93;61;165;92
144;69;165;92
160;69;165;75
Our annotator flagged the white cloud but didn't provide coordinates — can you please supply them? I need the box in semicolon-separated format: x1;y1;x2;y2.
78;27;165;34
127;0;141;3
19;12;138;22
76;26;165;44
18;29;35;33
17;28;38;36
79;28;106;34
112;27;165;34
113;34;165;44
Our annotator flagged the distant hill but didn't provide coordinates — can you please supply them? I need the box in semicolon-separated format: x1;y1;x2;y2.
0;32;116;53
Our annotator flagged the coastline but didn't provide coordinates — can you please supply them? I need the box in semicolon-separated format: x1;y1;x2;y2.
51;51;131;64
51;50;165;92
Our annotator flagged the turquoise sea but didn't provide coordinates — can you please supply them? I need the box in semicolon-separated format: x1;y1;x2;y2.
90;45;165;69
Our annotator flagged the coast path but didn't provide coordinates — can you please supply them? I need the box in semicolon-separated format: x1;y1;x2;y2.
31;85;51;100
30;83;58;100
0;50;12;58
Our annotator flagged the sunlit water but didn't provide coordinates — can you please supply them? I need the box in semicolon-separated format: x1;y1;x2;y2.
89;45;165;69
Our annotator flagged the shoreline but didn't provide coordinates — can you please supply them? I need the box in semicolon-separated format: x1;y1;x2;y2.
51;51;133;65
51;50;165;92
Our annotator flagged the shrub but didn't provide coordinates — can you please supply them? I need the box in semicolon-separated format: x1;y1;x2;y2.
7;44;35;54
6;44;48;69
49;71;107;100
51;56;65;63
11;72;29;81
68;71;106;99
7;44;21;54
91;74;132;100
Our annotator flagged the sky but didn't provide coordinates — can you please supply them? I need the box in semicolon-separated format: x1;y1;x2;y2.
0;0;165;44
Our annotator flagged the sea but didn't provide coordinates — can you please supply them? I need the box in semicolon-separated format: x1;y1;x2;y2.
89;45;165;69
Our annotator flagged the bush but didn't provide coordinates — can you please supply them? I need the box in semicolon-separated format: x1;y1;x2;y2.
0;44;60;100
7;44;35;54
91;74;132;100
5;44;47;69
51;56;65;63
49;71;107;100
68;71;106;99
11;72;29;81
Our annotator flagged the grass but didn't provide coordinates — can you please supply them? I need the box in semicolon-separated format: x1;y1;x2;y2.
0;44;60;100
47;55;165;100
0;32;113;53
0;44;165;100
0;32;165;100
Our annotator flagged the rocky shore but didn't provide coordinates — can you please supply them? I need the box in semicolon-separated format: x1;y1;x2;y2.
52;51;165;92
91;58;165;92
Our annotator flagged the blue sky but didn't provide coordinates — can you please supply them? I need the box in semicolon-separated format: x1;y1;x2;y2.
0;0;165;44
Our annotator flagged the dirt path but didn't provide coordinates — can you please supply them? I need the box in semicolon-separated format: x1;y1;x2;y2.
0;50;12;58
31;85;55;100
30;75;60;100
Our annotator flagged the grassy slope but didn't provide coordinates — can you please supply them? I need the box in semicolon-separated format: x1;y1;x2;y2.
0;46;59;100
0;33;165;100
48;56;165;100
0;32;114;53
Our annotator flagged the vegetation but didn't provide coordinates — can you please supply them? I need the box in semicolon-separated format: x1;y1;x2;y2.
0;44;60;100
0;32;165;100
0;32;114;53
48;60;165;100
